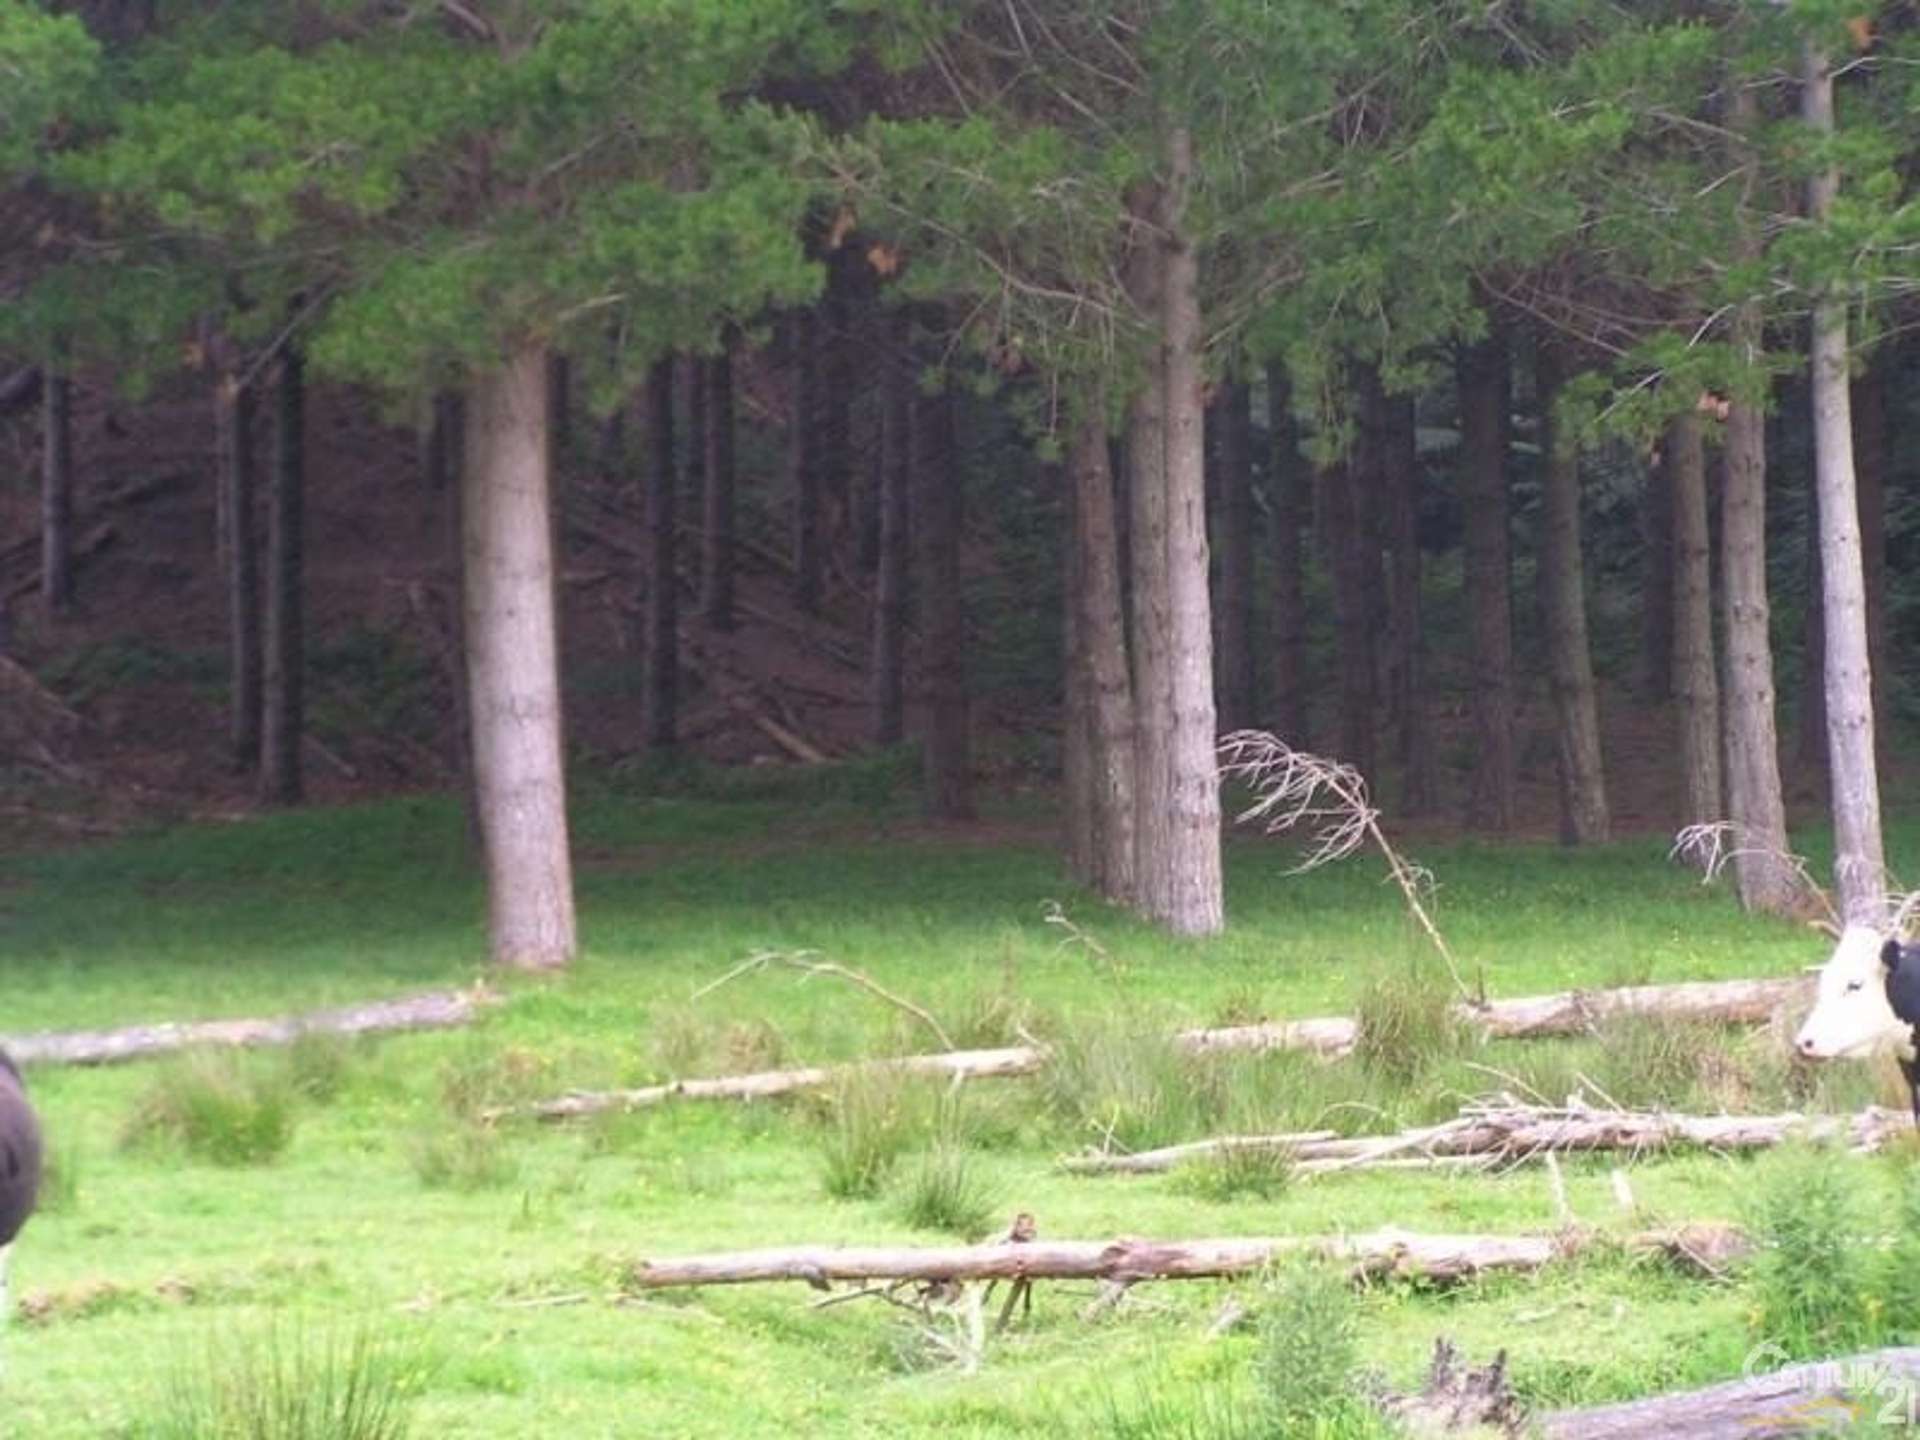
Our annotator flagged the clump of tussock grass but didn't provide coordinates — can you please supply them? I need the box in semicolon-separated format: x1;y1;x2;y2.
1172;1142;1293;1203
813;1067;936;1200
1745;1146;1872;1356
129;1319;426;1440
1254;1259;1396;1438
436;1041;553;1120
120;1051;296;1166
404;1120;519;1192
282;1032;355;1105
1353;966;1468;1085
896;1142;1001;1238
943;979;1043;1051
35;1134;81;1215
647;1003;787;1079
1040;1019;1217;1152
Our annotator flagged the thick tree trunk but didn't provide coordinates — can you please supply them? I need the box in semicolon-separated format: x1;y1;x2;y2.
1065;405;1134;898
1457;332;1515;832
1156;129;1224;937
1209;379;1256;732
1266;364;1310;746
1721;302;1796;911
1804;44;1885;925
1536;346;1608;844
916;379;974;820
700;347;736;631
462;345;577;970
41;370;73;616
788;312;823;615
871;318;910;747
217;371;261;771
259;342;306;806
1379;385;1434;814
1667;411;1721;842
642;358;678;752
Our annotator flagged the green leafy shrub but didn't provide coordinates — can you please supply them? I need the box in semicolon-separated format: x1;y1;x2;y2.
1746;1147;1871;1355
1353;966;1465;1085
897;1142;1001;1238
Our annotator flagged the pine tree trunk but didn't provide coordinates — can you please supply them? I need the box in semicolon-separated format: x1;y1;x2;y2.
1064;452;1094;884
1156;127;1224;936
260;342;306;806
1266;365;1309;746
462;345;576;970
41;369;73;616
1322;450;1375;779
1210;379;1256;733
1458;332;1515;833
1066;404;1134;899
642;357;678;752
871;316;910;747
1641;440;1674;700
1668;411;1720;842
1852;358;1888;750
788;313;822;615
1794;471;1825;781
1379;383;1433;814
700;347;736;632
217;370;261;771
915;374;974;821
1535;345;1608;845
1804;42;1885;925
1125;195;1174;923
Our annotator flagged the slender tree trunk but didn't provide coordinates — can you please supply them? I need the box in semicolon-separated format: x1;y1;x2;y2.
915;374;974;821
1156;127;1224;937
260;341;306;806
1065;447;1093;883
1795;470;1826;781
1457;331;1515;833
1210;379;1256;733
463;345;576;970
642;357;678;752
1066;405;1134;899
1641;439;1674;700
788;313;822;615
1719;81;1797;913
42;369;73;615
1668;411;1720;842
1803;42;1885;925
1321;450;1375;779
871;316;910;747
700;347;736;632
820;285;854;566
1535;345;1608;845
1266;364;1310;746
1852;358;1889;752
217;370;261;771
1380;384;1434;814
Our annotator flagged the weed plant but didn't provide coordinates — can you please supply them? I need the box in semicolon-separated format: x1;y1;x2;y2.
120;1053;295;1166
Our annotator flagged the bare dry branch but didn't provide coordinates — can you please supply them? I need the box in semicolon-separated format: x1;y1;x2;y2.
691;950;953;1052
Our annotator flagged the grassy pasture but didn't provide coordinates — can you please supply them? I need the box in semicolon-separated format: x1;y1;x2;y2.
3;780;1920;1436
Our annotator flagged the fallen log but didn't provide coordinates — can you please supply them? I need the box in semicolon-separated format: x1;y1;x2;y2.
627;1223;1744;1292
1063;1104;1917;1176
506;972;1812;1121
1540;1347;1920;1439
3;986;501;1067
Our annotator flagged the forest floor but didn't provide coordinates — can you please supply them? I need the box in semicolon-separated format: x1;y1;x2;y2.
5;787;1920;1436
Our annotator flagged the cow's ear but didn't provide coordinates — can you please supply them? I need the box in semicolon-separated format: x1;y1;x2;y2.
1884;939;1904;973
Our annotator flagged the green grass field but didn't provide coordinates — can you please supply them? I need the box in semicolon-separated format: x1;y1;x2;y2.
4;779;1919;1436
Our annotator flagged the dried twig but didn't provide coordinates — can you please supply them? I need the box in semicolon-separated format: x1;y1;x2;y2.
692;950;954;1052
1218;731;1471;1002
1671;821;1835;930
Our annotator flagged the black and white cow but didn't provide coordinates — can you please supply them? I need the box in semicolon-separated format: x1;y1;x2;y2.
1795;926;1920;1124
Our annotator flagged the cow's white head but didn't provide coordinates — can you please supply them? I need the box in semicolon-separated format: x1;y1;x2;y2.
1795;925;1911;1061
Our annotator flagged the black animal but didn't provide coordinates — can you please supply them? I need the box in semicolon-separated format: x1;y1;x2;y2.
0;1049;42;1251
1882;938;1920;1127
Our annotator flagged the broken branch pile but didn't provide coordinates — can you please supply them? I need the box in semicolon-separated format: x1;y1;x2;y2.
504;973;1810;1121
1061;1102;1915;1176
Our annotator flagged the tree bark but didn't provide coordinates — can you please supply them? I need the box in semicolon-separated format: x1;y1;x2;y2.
41;370;73;616
463;345;577;970
1852;357;1889;752
1065;405;1134;899
1155;128;1224;936
916;377;974;820
1209;379;1256;732
700;347;736;631
1378;383;1433;815
788;312;823;615
1668;410;1721;843
217;369;261;771
1266;364;1310;746
1536;345;1608;844
259;341;306;806
871;315;910;746
1804;42;1885;926
642;357;678;752
1457;331;1515;832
